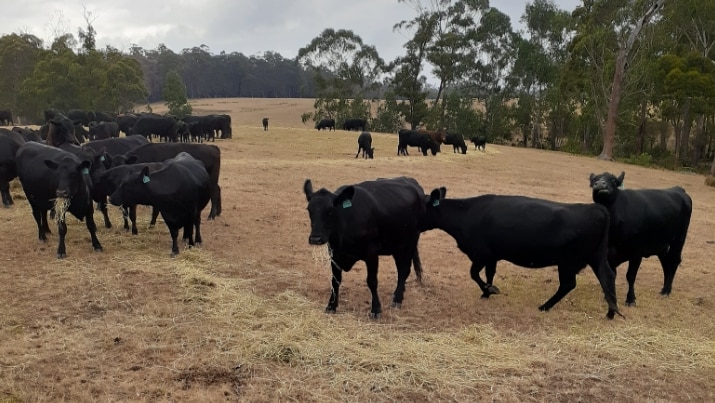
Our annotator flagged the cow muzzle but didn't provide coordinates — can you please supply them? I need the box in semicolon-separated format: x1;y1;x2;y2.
308;235;327;245
56;190;70;198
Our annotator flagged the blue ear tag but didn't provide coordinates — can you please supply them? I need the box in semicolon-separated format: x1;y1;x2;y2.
342;199;352;208
432;199;440;207
618;184;624;189
142;175;150;184
81;167;89;175
99;156;105;162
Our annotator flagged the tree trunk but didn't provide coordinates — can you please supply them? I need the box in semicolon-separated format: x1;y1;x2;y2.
636;99;648;154
599;0;663;160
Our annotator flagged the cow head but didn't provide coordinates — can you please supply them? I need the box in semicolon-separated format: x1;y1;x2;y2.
109;165;150;207
44;155;92;199
47;114;80;147
589;171;625;205
303;179;354;245
421;187;447;231
366;147;375;159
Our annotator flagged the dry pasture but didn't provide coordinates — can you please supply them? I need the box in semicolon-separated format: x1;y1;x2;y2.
1;98;714;402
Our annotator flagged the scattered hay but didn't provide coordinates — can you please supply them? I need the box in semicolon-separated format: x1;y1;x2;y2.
705;175;715;187
53;197;71;222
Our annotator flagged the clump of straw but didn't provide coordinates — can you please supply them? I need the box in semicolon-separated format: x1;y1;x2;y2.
54;197;71;222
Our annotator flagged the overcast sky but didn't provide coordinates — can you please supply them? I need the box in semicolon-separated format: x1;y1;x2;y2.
2;0;581;60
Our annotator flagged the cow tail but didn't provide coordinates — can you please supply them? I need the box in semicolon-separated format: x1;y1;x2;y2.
412;247;423;285
597;208;623;319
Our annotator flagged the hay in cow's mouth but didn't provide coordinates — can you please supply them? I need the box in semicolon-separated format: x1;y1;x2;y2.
311;244;333;266
54;197;71;222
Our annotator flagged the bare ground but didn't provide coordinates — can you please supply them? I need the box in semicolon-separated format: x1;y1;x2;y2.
1;98;714;402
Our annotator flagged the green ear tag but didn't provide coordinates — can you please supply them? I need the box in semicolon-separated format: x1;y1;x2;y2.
342;199;352;208
432;199;440;207
99;156;105;162
142;175;150;184
81;168;89;175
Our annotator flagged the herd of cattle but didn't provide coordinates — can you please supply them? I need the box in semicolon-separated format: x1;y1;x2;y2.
0;111;696;321
304;173;692;319
1;111;223;257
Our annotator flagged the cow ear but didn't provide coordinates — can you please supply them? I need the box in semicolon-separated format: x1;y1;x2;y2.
79;160;92;174
617;171;625;185
589;173;595;183
303;179;314;201
439;187;447;198
44;159;59;170
428;188;442;207
334;186;355;208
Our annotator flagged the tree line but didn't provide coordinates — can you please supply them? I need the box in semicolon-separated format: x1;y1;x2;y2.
0;0;713;173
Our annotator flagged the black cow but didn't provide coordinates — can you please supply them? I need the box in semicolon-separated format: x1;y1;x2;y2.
303;177;425;318
15;142;103;258
116;113;138;136
0;128;25;206
95;162;163;235
112;143;221;220
397;129;439;156
88;121;120;140
11;127;41;143
109;152;211;256
355;131;374;159
93;111;116;123
46;114;80;147
262;117;269;131
44;109;61;123
470;136;487;151
130;113;178;142
205;114;232;140
343;118;367;131
589;171;693;306
444;132;467;154
0;110;13;126
80;135;151;228
316;118;335;131
67;109;96;126
421;187;622;319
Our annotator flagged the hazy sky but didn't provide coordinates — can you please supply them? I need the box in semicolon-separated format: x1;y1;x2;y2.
2;1;581;60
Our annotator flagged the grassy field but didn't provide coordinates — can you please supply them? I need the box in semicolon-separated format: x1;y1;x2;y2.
1;98;714;402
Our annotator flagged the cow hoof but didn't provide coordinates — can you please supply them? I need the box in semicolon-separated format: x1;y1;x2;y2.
625;301;636;307
480;293;491;299
132;230;138;235
105;223;112;229
94;247;103;252
391;302;401;309
659;289;671;296
325;307;337;314
487;284;501;295
57;253;66;259
369;312;381;320
537;304;549;312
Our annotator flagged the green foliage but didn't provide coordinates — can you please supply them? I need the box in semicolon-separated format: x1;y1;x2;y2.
163;70;192;118
371;92;403;133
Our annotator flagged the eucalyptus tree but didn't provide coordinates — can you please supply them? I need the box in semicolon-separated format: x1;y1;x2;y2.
0;34;43;114
297;28;386;125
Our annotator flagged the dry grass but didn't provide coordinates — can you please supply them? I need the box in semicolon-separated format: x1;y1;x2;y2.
1;98;714;402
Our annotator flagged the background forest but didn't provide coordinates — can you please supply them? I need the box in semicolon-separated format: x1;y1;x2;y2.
0;0;713;172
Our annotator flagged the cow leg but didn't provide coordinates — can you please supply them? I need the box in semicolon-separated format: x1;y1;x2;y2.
41;210;52;237
0;180;12;206
194;210;202;246
98;200;112;228
325;260;344;314
169;226;180;257
364;255;382;319
483;261;501;296
469;261;493;298
588;257;621;319
538;267;577;312
85;209;103;252
624;257;643;306
391;250;414;308
149;207;160;227
56;217;68;258
355;148;361;158
31;208;48;241
411;248;423;285
122;206;130;230
658;250;682;297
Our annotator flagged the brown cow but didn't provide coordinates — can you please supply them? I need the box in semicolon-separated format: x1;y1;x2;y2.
418;129;446;150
